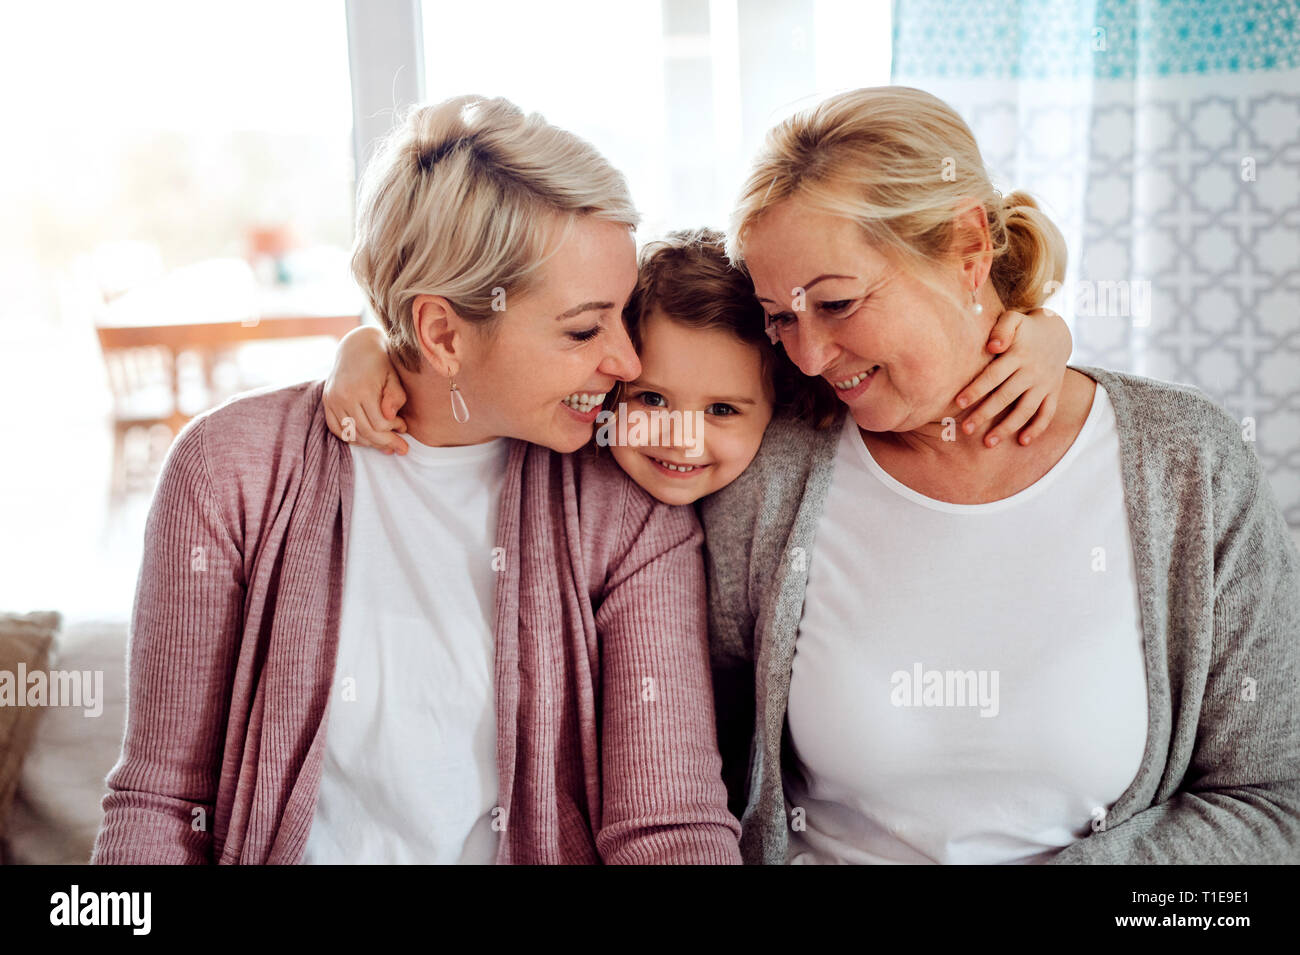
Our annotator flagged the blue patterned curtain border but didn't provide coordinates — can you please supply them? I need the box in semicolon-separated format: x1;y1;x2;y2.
891;0;1300;80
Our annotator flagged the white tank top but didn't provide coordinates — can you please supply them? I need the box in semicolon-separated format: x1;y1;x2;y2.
785;383;1148;864
302;434;507;864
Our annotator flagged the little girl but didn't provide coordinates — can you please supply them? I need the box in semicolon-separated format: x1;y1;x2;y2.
323;228;1070;505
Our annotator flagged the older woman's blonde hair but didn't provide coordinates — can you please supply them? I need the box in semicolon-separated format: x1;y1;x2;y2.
726;86;1066;316
352;95;639;371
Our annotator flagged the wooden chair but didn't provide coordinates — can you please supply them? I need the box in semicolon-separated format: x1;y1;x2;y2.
94;332;190;498
95;315;361;498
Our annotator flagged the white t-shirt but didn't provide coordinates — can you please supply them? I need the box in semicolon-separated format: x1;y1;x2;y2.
301;433;508;864
785;383;1148;864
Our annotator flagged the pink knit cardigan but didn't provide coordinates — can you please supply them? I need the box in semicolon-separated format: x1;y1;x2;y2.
91;380;741;864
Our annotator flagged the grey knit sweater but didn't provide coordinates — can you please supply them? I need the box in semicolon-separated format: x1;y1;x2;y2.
700;365;1300;864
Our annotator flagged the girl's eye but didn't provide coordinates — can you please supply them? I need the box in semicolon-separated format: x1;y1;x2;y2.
706;403;739;417
635;391;666;407
568;326;602;342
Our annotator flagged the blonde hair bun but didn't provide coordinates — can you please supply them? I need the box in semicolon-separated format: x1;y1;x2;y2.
992;190;1067;312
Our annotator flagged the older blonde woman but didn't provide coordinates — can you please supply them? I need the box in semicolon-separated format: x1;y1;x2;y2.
704;86;1300;864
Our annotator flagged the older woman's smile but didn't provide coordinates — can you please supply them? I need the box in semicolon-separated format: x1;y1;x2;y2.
831;365;880;396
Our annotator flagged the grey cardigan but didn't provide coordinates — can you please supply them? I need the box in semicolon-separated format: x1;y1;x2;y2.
700;365;1300;864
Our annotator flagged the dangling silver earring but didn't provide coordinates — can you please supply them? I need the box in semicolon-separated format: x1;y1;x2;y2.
970;290;984;315
449;377;469;423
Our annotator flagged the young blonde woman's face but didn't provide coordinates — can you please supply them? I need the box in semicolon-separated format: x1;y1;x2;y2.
609;309;774;506
743;198;987;434
456;216;642;453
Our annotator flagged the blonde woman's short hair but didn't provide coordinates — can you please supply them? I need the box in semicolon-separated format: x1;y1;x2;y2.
726;86;1066;314
352;95;640;371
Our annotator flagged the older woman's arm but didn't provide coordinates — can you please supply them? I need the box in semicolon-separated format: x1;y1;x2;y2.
91;419;243;864
1051;436;1300;864
592;488;743;864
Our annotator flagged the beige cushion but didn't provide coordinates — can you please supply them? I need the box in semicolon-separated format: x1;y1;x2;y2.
0;611;59;854
5;618;129;865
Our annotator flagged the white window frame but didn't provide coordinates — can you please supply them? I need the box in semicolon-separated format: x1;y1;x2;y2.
345;0;426;182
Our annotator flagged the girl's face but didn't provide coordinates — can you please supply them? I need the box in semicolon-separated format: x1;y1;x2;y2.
609;308;775;506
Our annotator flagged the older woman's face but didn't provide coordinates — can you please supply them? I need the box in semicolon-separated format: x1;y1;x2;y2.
744;198;990;434
457;216;642;453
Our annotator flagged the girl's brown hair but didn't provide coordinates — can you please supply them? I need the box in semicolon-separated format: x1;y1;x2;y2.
612;228;838;428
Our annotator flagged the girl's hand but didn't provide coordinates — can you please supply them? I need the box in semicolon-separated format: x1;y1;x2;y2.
323;325;409;455
954;308;1072;448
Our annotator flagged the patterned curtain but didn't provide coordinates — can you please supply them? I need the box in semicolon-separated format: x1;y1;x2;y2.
892;0;1300;525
